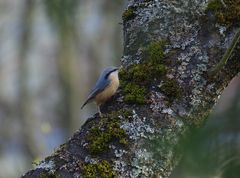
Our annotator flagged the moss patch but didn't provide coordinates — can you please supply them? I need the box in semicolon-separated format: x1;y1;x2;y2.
97;160;116;178
123;83;146;104
82;160;116;178
120;40;182;104
86;111;128;155
40;172;61;178
120;41;167;84
144;41;166;63
122;8;135;21
120;41;169;104
82;164;97;178
160;79;183;103
206;0;240;26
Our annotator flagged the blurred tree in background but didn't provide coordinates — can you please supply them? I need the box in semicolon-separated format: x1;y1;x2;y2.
0;0;125;177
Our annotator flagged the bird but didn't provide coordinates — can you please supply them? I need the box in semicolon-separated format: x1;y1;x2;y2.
81;66;120;117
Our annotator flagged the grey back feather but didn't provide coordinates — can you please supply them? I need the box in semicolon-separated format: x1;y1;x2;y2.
81;66;118;109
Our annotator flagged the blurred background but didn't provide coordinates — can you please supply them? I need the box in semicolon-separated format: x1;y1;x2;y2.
171;78;240;178
0;0;126;177
0;0;239;178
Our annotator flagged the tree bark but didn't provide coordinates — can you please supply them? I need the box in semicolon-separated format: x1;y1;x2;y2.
22;0;240;177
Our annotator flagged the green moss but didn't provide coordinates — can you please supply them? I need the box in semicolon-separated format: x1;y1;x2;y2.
160;79;183;103
206;0;240;26
119;138;128;145
82;164;97;178
143;41;168;80
82;160;116;178
144;41;166;63
120;41;183;105
128;65;149;83
151;64;168;78
40;172;61;178
87;127;110;154
122;9;135;21
119;40;169;104
97;160;116;178
121;108;132;118
123;83;146;104
86;112;128;154
40;173;48;178
206;0;222;10
119;41;167;84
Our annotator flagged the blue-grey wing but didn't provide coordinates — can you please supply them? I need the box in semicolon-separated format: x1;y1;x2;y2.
89;77;110;98
81;66;117;109
81;76;110;109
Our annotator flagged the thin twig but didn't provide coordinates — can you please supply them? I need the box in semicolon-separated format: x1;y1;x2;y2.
209;28;240;76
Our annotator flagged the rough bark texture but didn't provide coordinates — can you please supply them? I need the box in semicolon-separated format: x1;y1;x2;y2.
22;0;240;177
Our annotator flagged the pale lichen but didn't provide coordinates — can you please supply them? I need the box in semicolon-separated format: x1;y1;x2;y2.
36;160;55;172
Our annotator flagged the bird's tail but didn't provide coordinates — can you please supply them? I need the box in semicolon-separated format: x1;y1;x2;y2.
81;98;92;109
81;100;88;109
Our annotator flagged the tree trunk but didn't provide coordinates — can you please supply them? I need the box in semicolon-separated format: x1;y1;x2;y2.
22;0;240;177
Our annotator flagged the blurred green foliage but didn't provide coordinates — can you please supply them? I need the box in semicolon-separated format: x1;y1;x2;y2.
43;0;79;31
171;83;240;178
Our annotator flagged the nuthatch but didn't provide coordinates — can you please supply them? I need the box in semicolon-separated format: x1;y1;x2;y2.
81;66;120;117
